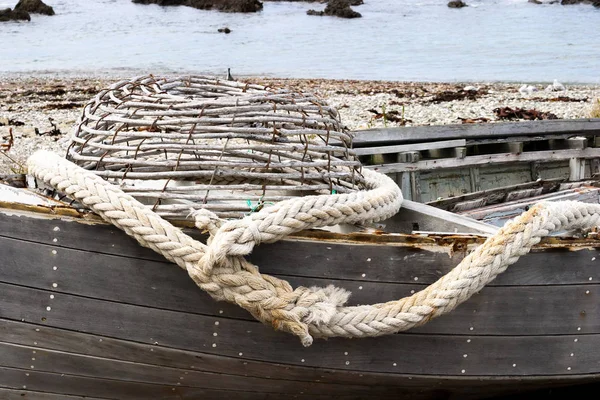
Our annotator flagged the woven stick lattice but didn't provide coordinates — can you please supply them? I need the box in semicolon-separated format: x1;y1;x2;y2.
67;75;364;219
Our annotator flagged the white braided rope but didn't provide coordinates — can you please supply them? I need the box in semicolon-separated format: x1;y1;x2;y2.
27;151;600;345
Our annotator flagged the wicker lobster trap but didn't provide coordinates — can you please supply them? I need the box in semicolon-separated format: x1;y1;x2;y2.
66;75;364;219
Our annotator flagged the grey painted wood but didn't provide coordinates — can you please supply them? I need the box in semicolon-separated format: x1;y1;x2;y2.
2;322;597;399
367;148;600;174
0;366;374;400
426;179;564;210
463;187;600;222
0;388;109;400
3;233;600;331
0;234;250;319
353;139;466;156
0;210;167;262
399;199;499;234
0;342;387;397
0;318;417;388
2;324;600;400
2;211;600;291
351;119;600;146
2;282;600;377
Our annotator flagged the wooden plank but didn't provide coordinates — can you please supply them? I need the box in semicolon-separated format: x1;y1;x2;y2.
426;179;563;211
463;187;600;221
351;119;600;147
1;216;600;296
399;172;412;200
0;235;251;320
591;158;600;177
410;172;421;202
567;137;588;150
469;167;481;193
2;287;600;378
451;198;487;212
399;199;498;235
0;318;413;388
0;388;108;400
467;133;570;146
0;366;364;400
569;157;586;181
531;162;541;180
504;187;543;202
3;372;598;400
353;139;466;156
3;281;600;356
0;209;177;262
0;342;385;397
2;322;599;400
367;148;600;174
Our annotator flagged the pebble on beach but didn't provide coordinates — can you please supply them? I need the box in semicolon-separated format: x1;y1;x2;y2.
1;76;599;174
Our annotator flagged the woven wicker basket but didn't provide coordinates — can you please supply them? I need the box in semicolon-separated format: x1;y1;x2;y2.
67;75;364;219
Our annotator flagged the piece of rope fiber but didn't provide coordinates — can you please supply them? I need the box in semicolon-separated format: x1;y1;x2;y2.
27;150;600;346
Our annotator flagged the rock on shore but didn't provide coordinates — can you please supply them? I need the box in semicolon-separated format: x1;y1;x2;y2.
307;0;362;18
448;1;468;8
561;0;600;6
0;7;30;21
0;0;55;22
131;0;263;13
14;0;55;15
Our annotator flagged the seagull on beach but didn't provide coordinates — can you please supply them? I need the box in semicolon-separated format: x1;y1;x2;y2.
553;79;566;91
519;84;538;96
545;79;566;92
226;68;234;81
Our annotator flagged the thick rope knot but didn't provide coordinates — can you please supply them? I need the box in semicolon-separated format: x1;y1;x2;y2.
27;151;600;346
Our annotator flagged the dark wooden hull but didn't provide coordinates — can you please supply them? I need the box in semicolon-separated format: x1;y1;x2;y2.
2;205;600;399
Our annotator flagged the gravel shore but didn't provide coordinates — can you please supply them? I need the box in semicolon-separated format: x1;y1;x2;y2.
1;75;599;174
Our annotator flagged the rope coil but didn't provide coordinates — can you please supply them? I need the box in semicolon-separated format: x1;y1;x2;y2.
28;150;600;346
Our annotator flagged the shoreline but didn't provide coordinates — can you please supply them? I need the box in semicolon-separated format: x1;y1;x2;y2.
2;70;600;86
1;74;599;174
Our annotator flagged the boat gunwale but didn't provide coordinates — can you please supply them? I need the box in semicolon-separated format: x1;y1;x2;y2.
2;198;600;251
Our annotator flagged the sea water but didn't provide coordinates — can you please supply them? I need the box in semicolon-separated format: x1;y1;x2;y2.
0;0;599;83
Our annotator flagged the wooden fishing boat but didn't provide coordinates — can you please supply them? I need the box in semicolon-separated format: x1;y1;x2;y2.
2;72;600;399
2;118;600;400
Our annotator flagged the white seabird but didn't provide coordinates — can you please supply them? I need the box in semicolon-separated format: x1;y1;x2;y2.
519;84;538;96
552;79;566;91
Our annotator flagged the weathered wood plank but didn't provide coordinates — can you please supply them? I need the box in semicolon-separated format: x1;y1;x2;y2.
351;119;600;147
463;187;600;221
0;366;369;400
0;342;386;397
367;148;600;174
0;318;413;388
397;199;498;234
426;179;563;210
0;209;166;262
0;234;250;319
2;282;600;376
2;321;598;400
353;139;466;156
2;219;600;298
569;157;586;181
467;133;572;147
0;388;108;400
3;376;598;400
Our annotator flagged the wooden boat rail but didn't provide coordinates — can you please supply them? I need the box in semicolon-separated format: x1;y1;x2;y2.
344;119;600;203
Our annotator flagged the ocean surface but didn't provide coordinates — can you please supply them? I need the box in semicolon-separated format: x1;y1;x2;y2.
1;0;599;83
